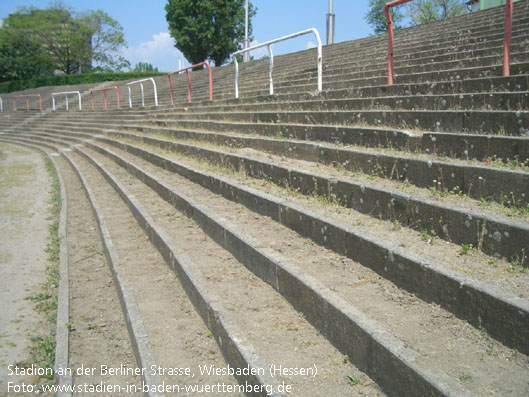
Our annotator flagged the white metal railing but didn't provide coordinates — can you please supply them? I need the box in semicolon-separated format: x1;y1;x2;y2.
52;91;81;111
232;28;322;99
127;78;158;108
0;97;2;112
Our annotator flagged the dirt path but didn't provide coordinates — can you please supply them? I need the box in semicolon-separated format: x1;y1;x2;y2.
0;143;52;393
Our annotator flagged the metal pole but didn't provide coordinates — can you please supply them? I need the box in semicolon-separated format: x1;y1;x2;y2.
244;0;249;62
234;57;239;99
503;0;513;76
268;45;274;95
326;0;335;45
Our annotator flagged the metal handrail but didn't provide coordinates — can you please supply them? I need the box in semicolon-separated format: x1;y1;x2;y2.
384;0;413;85
13;94;42;112
127;78;158;108
91;86;120;110
168;61;213;105
52;91;81;111
0;97;2;112
503;0;513;76
232;28;323;99
385;0;514;84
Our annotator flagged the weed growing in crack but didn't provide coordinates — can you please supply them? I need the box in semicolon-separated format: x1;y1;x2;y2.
459;243;473;256
458;373;474;383
347;375;360;386
420;229;437;244
25;157;61;390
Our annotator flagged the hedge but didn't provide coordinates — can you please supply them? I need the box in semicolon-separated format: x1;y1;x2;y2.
0;72;167;94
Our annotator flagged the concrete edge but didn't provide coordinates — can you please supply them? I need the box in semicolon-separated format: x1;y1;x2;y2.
49;148;72;396
9;131;529;355
69;143;283;397
59;150;164;397
82;133;529;357
76;138;472;397
0;138;73;396
104;130;529;265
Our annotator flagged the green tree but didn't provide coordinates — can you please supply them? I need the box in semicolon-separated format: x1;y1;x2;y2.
165;0;256;67
81;9;130;72
0;16;55;81
407;0;467;25
132;62;159;72
0;3;129;80
365;0;405;35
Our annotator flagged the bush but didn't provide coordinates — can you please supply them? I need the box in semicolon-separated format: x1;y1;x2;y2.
0;72;166;94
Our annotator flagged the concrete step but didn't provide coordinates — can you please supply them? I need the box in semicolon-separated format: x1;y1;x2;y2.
15;128;529;395
23;115;529;166
146;108;529;136
33;124;529;266
13;132;391;396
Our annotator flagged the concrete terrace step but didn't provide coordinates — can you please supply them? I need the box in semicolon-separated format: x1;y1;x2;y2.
3;4;529;395
8;134;369;396
8;132;392;396
98;128;529;253
146;108;529;136
11;129;529;396
31;125;529;266
23;115;529;166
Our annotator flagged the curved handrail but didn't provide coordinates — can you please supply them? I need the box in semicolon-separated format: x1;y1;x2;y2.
13;94;42;112
232;28;322;99
52;91;81;111
127;78;158;108
91;86;120;110
168;61;212;105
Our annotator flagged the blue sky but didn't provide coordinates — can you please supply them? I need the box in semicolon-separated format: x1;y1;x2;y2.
0;1;374;72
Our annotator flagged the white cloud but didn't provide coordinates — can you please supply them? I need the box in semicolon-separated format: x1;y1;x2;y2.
122;32;186;72
306;40;317;49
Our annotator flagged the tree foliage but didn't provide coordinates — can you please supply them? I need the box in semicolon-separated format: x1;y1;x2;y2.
80;9;130;72
365;0;405;35
132;62;159;72
0;3;129;81
407;0;467;25
365;0;468;34
165;0;256;67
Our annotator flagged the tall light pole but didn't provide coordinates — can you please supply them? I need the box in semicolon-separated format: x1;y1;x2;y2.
243;0;249;62
326;0;335;45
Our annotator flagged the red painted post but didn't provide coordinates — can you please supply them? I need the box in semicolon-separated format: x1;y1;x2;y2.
90;87;120;110
168;61;213;105
12;94;42;112
186;70;192;103
207;63;213;101
503;0;513;76
385;0;413;85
